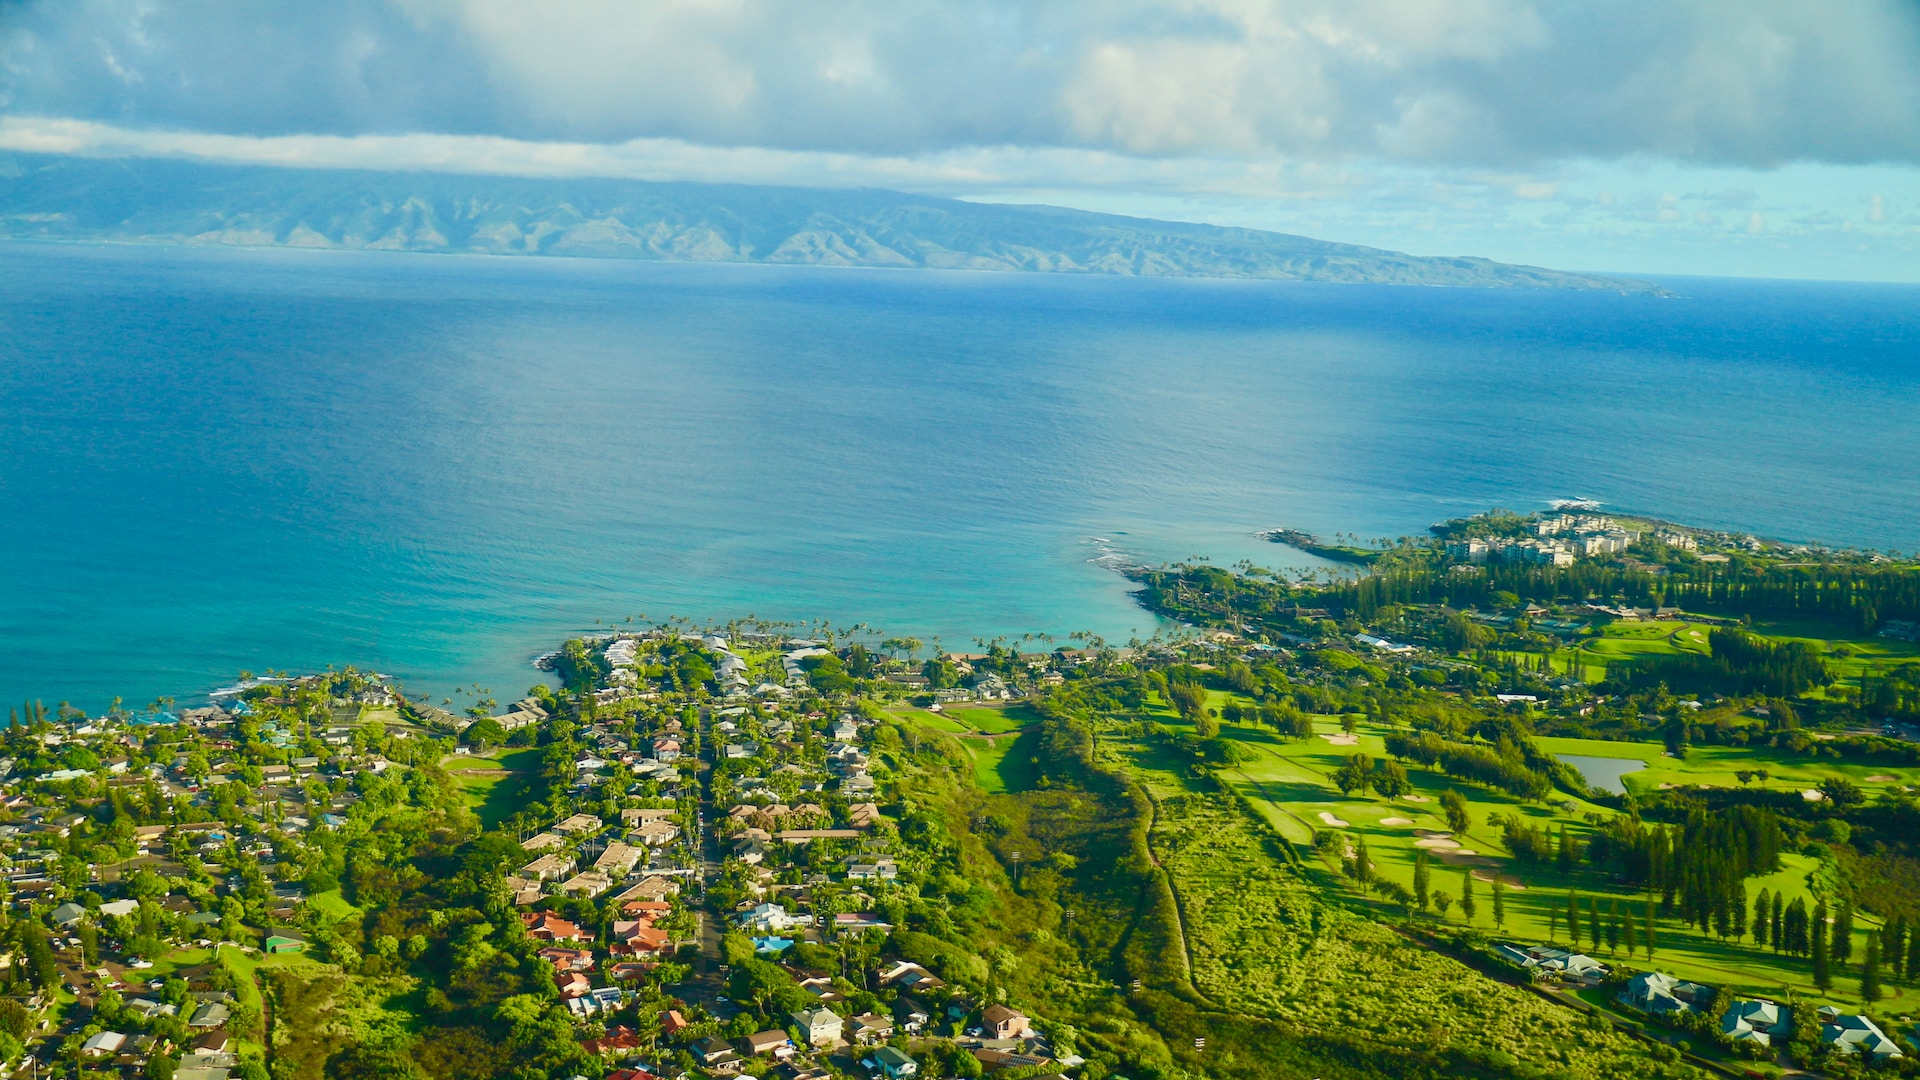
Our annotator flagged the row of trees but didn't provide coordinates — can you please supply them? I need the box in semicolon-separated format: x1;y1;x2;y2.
1383;730;1553;801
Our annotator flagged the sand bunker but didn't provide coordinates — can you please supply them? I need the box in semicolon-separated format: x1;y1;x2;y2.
1471;868;1526;889
1381;816;1414;826
1402;794;1431;803
1867;774;1897;782
1318;811;1350;827
1319;732;1360;747
1802;789;1825;801
1414;837;1460;850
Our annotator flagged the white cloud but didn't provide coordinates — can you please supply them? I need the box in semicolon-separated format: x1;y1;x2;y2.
2;0;1915;167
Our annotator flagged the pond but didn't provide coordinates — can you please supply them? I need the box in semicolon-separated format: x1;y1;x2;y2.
1558;753;1648;795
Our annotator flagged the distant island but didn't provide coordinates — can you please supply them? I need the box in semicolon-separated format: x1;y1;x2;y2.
0;152;1661;292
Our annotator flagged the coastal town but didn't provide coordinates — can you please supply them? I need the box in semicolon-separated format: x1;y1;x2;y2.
5;507;1920;1079
0;630;1099;1080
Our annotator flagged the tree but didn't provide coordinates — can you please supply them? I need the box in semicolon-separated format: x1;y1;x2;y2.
1588;895;1601;953
1460;869;1477;924
1372;759;1411;797
1434;891;1453;917
1862;938;1883;1003
1772;892;1785;955
1492;877;1506;929
1833;900;1854;968
1556;826;1574;875
1350;834;1374;885
19;922;57;992
1886;917;1908;980
1753;888;1771;949
1813;899;1832;991
1440;789;1470;835
1333;754;1374;796
1820;776;1865;810
1623;906;1639;956
1413;850;1431;912
1644;899;1658;960
1565;892;1581;945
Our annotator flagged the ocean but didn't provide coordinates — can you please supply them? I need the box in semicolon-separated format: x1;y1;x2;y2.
2;241;1916;712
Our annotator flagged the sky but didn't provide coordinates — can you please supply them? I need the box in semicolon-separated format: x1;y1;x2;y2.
1;0;1917;281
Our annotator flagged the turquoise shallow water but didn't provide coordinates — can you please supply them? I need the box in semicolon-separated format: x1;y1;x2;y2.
2;242;1916;711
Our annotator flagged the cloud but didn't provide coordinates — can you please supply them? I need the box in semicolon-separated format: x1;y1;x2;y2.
1;0;1915;168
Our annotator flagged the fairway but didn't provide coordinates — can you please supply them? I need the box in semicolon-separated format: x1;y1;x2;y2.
1532;733;1916;797
1113;700;1920;1014
444;747;540;828
896;707;1039;793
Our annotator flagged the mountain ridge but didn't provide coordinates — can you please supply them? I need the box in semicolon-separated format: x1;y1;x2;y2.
0;153;1658;291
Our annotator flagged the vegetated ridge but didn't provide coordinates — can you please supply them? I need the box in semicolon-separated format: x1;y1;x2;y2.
0;152;1659;291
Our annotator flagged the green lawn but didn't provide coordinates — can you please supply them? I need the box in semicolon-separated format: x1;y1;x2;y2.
896;708;1039;793
444;746;541;828
309;888;361;923
894;707;972;735
967;729;1042;794
939;703;1039;734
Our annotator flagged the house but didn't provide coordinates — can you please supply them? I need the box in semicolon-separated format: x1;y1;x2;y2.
99;898;140;918
521;831;568;852
864;1045;919;1078
553;813;602;835
737;902;806;932
558;869;612;897
893;996;932;1033
520;852;577;881
792;1006;843;1047
982;1003;1030;1039
1819;1006;1904;1059
555;970;592;999
1721;999;1790;1049
1493;944;1606;982
539;946;595;972
187;1001;231;1028
581;1026;644;1058
848;1012;894;1045
613;876;679;903
878;960;944;992
611;922;673;955
522;911;587;942
80;1031;127;1057
50;901;86;927
743;1029;793;1057
691;1036;737;1067
193;1031;231;1055
833;912;892;934
1619;971;1713;1015
631;819;681;848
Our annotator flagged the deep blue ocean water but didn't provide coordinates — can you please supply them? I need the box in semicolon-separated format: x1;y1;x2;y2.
2;241;1916;711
